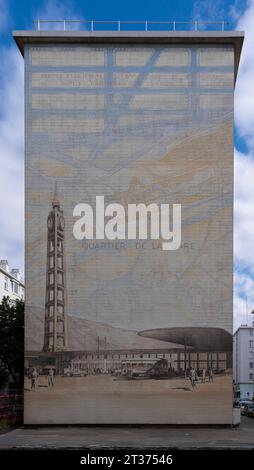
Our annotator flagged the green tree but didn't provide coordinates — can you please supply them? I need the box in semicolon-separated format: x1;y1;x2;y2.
0;297;24;389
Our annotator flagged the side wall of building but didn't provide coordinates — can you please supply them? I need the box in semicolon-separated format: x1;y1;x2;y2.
24;42;234;424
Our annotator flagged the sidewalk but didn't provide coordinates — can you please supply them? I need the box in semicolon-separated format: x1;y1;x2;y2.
0;417;253;449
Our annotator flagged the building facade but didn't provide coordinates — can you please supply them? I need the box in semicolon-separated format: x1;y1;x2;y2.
0;260;25;303
233;325;254;400
14;28;243;425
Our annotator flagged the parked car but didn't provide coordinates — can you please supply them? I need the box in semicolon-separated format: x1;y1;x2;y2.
246;403;254;418
63;368;87;377
241;402;254;416
240;400;252;415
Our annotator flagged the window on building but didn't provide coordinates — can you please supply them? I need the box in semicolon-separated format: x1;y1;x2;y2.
49;290;54;301
49;241;54;252
58;257;63;269
250;329;253;336
58;289;63;301
57;337;63;347
57;322;63;334
49;273;54;285
13;282;19;295
58;272;63;285
250;373;253;381
49;321;54;333
250;362;253;369
58;305;63;315
250;340;254;348
4;276;8;290
49;256;54;269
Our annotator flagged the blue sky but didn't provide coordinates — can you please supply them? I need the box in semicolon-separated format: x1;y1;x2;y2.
0;0;254;330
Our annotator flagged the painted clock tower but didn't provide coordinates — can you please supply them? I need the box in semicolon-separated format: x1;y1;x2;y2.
43;183;68;352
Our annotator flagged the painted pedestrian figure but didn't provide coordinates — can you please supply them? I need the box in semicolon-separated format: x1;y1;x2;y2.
47;368;54;387
189;367;198;389
31;368;38;391
208;368;214;383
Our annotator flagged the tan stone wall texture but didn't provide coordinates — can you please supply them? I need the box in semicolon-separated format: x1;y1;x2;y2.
24;43;234;424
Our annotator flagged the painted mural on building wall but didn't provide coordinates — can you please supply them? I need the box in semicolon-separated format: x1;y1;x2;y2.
24;43;234;424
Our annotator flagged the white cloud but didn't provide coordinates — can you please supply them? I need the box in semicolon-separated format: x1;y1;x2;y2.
192;0;226;21
234;270;254;329
0;0;10;31
230;1;247;20
235;0;254;145
234;149;254;268
0;46;24;273
233;1;254;330
234;149;254;329
37;0;79;17
192;0;247;26
36;0;82;30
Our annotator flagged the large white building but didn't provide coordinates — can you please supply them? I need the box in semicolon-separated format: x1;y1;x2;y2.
0;260;25;304
233;325;254;400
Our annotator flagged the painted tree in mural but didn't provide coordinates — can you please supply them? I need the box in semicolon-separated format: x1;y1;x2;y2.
0;297;24;388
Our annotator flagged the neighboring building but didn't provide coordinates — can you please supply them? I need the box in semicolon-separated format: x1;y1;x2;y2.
0;260;25;303
233;324;254;400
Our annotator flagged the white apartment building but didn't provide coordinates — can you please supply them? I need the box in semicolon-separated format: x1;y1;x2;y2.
0;260;25;304
233;324;254;400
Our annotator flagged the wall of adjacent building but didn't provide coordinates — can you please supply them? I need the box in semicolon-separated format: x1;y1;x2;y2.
234;327;254;399
0;263;25;303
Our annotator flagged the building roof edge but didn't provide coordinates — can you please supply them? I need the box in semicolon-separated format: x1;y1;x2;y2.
12;30;244;81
